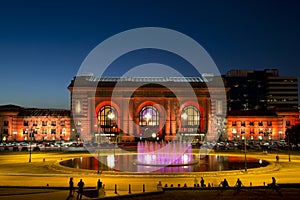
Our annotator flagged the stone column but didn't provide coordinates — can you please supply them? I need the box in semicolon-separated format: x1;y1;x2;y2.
165;99;171;138
170;99;177;136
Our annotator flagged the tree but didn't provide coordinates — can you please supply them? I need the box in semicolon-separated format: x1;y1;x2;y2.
285;124;300;145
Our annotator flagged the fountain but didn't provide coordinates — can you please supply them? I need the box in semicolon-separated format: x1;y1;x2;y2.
134;141;199;166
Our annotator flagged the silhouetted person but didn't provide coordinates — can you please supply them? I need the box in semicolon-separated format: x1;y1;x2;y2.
77;179;84;200
268;177;282;196
235;178;243;192
269;177;277;187
200;177;206;187
219;179;229;187
97;179;102;190
69;177;74;197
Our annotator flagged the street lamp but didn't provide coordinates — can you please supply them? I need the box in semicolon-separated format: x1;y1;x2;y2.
29;129;32;163
288;131;291;162
97;123;101;174
244;134;247;173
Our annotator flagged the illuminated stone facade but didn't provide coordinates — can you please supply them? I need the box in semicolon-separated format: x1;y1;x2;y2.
227;110;299;141
0;105;71;142
68;76;227;143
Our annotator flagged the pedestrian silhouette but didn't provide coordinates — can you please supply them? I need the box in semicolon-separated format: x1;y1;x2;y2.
77;179;84;200
268;177;277;187
219;178;229;187
97;179;102;190
268;177;282;196
69;177;74;197
200;177;206;187
235;178;243;192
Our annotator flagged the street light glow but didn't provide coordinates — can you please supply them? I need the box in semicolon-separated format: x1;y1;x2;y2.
181;112;188;120
107;112;115;119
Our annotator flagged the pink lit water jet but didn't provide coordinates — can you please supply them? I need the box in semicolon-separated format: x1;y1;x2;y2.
135;141;199;166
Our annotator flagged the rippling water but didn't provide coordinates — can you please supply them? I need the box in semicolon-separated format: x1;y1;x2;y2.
60;154;269;173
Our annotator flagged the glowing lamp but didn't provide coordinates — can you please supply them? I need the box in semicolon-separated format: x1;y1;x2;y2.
181;113;188;120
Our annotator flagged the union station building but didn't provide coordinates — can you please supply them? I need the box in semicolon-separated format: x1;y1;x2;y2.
68;76;227;143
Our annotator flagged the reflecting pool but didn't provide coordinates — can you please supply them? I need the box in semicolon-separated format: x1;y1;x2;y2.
60;154;269;173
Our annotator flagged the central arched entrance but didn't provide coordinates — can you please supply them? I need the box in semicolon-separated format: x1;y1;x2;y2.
139;105;160;140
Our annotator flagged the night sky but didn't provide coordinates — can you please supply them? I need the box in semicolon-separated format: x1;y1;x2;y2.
0;0;300;109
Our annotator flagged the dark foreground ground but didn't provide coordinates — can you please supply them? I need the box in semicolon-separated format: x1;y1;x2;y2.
1;186;300;200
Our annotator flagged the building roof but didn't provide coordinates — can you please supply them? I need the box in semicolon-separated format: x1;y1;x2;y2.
0;105;70;117
68;76;213;88
0;104;23;111
18;108;70;117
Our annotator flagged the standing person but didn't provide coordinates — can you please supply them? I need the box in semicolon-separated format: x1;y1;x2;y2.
200;177;206;187
271;177;277;187
97;179;102;190
77;179;85;200
235;178;243;192
69;177;74;197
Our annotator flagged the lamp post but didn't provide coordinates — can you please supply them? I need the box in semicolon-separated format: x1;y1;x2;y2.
288;131;291;162
244;134;247;173
107;112;116;161
29;129;32;163
97;123;101;174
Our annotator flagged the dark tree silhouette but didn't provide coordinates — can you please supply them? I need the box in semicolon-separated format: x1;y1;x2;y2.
285;124;300;146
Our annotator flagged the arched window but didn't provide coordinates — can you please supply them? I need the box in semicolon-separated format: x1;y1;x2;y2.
139;106;159;126
181;106;200;127
98;106;117;127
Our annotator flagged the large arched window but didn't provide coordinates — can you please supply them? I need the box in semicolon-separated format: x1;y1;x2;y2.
98;106;117;127
139;106;159;126
181;105;200;127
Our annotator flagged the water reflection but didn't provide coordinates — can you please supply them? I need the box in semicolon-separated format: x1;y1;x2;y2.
60;154;269;173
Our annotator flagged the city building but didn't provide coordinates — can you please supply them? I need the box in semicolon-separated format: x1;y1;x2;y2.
0;105;71;142
225;69;299;141
227;110;299;141
265;76;298;110
223;69;298;111
1;69;298;143
68;76;227;143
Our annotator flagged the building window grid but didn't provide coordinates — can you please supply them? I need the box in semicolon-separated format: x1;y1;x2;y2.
241;128;245;134
98;106;118;127
139;105;159;126
51;129;56;134
241;121;246;127
24;121;29;126
181;106;200;127
3;128;8;134
3;121;9;126
60;120;65;126
267;121;272;126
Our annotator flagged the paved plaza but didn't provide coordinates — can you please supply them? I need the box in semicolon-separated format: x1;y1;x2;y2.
0;150;300;199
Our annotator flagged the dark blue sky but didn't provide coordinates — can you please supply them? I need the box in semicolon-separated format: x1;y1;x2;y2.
0;0;299;109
